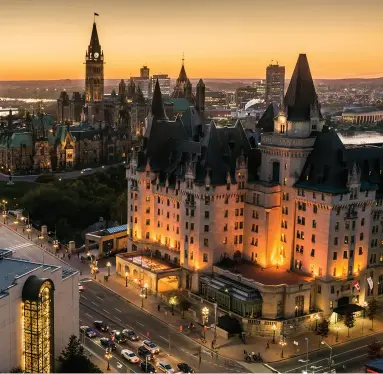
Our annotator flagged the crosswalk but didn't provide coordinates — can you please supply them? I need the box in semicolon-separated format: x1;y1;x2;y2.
3;242;34;252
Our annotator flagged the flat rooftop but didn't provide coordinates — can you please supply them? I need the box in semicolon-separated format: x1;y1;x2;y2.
117;253;179;273
338;131;383;146
216;261;312;286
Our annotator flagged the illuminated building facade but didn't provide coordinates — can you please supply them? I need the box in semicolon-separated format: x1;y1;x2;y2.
0;250;79;373
265;62;285;106
126;54;383;327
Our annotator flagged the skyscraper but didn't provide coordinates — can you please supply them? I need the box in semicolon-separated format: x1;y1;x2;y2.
151;74;170;97
265;62;285;106
140;65;150;79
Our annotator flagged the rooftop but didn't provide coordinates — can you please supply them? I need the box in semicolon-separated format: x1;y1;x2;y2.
117;254;179;273
215;260;312;286
343;106;382;114
337;131;383;146
102;224;127;235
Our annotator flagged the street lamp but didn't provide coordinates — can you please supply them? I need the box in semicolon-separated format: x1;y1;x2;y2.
314;314;320;331
140;287;145;308
363;301;368;318
105;348;112;371
321;341;333;371
279;337;287;358
106;261;111;276
125;272;128;287
144;282;148;298
335;326;340;342
272;323;277;344
169;296;178;316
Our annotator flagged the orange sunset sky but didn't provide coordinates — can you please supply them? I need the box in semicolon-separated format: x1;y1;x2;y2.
0;0;382;80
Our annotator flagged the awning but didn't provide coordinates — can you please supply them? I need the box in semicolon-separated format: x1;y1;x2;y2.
333;303;364;315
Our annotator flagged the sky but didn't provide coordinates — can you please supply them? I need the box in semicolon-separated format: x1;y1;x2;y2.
0;0;382;80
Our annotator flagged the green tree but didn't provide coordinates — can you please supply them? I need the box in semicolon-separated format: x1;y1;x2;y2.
367;298;379;330
9;366;23;373
110;191;127;224
58;335;102;373
180;298;191;319
316;318;330;339
368;339;382;359
344;312;355;337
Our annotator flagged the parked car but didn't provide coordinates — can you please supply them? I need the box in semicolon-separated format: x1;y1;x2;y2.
123;329;139;341
80;326;97;338
140;362;156;373
111;330;126;344
94;320;109;332
121;349;140;363
177;363;194;373
137;346;153;361
157;362;175;373
100;337;116;351
143;340;160;354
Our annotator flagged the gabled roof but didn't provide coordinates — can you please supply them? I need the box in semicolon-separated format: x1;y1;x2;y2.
256;103;279;133
284;54;322;122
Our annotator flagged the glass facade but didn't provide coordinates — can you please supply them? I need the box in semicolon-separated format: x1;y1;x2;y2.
23;281;54;373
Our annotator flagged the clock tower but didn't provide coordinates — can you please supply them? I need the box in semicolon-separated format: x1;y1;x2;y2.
85;21;104;122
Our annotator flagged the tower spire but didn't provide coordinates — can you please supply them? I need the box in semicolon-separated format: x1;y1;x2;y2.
151;79;168;120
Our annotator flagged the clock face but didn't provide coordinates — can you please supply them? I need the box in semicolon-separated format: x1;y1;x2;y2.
94;52;99;59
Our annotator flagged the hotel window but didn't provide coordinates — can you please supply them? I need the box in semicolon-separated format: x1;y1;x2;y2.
240;208;244;216
146;219;150;226
224;223;228;232
351;235;355;244
157;208;161;215
282;206;288;215
335;222;339;231
235;209;239;216
204;225;209;232
283;177;287;186
203;238;209;247
134;217;137;224
359;247;363;255
333;252;337;260
345;221;350;230
167;212;170;218
332;268;336;277
145;232;150;239
157;221;160;228
334;237;338;245
223;237;227;244
344;236;348;244
186;208;189;216
146;195;150;201
317;285;321;294
312;220;316;229
343;251;348;259
255;212;259;219
134;205;137;212
240;221;243;229
166;224;169;231
176;214;179;222
176;227;179;234
146;182;150;189
146;207;150;214
330;301;334;309
205;211;209;219
190;251;193;260
336;207;341;215
225;196;229;204
311;234;316;243
203;253;208;263
191;209;194;217
234;236;238;244
311;249;315;257
352;221;356;230
239;235;243;244
313;205;318;214
190;237;194;244
331;286;335;294
224;210;228;218
235;222;239;230
282;192;289;201
177;202;180;209
167;199;170;206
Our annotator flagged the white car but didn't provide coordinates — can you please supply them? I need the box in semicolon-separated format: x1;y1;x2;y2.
157;362;175;373
78;283;85;292
121;349;139;363
82;168;92;172
143;340;160;354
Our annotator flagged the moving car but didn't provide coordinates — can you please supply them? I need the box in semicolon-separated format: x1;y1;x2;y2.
78;283;85;292
177;363;194;373
157;362;175;373
94;320;109;331
80;326;97;338
140;362;156;373
111;330;126;344
121;349;140;363
137;346;153;361
82;168;93;173
143;340;160;354
123;329;139;341
100;337;116;351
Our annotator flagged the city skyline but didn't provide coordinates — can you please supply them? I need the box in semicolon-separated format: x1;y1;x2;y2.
1;0;383;80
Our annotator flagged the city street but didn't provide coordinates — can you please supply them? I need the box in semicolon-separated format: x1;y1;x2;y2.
0;162;124;182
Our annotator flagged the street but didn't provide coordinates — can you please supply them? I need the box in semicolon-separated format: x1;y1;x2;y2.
0;162;124;182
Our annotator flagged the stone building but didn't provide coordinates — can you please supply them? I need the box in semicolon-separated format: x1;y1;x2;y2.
124;54;383;334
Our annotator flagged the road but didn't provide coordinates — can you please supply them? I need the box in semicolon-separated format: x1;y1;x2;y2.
0;225;248;373
0;162;125;182
268;333;375;373
80;281;246;373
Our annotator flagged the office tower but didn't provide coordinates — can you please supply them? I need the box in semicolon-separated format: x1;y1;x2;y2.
265;62;285;105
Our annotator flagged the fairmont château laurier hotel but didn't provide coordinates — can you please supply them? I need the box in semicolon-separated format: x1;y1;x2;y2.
123;54;383;337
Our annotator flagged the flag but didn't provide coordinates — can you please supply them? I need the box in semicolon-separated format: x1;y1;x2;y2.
367;277;374;290
353;281;360;291
94;12;99;16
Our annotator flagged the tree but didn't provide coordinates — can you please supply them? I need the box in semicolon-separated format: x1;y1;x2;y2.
367;298;379;330
344;312;355;337
368;340;383;359
9;366;23;373
316;318;330;339
58;335;102;373
180;298;191;319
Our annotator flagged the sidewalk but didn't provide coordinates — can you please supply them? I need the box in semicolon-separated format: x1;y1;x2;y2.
5;216;383;364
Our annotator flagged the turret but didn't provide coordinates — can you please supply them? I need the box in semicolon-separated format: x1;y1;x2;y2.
151;79;168;121
196;79;205;117
185;79;193;102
